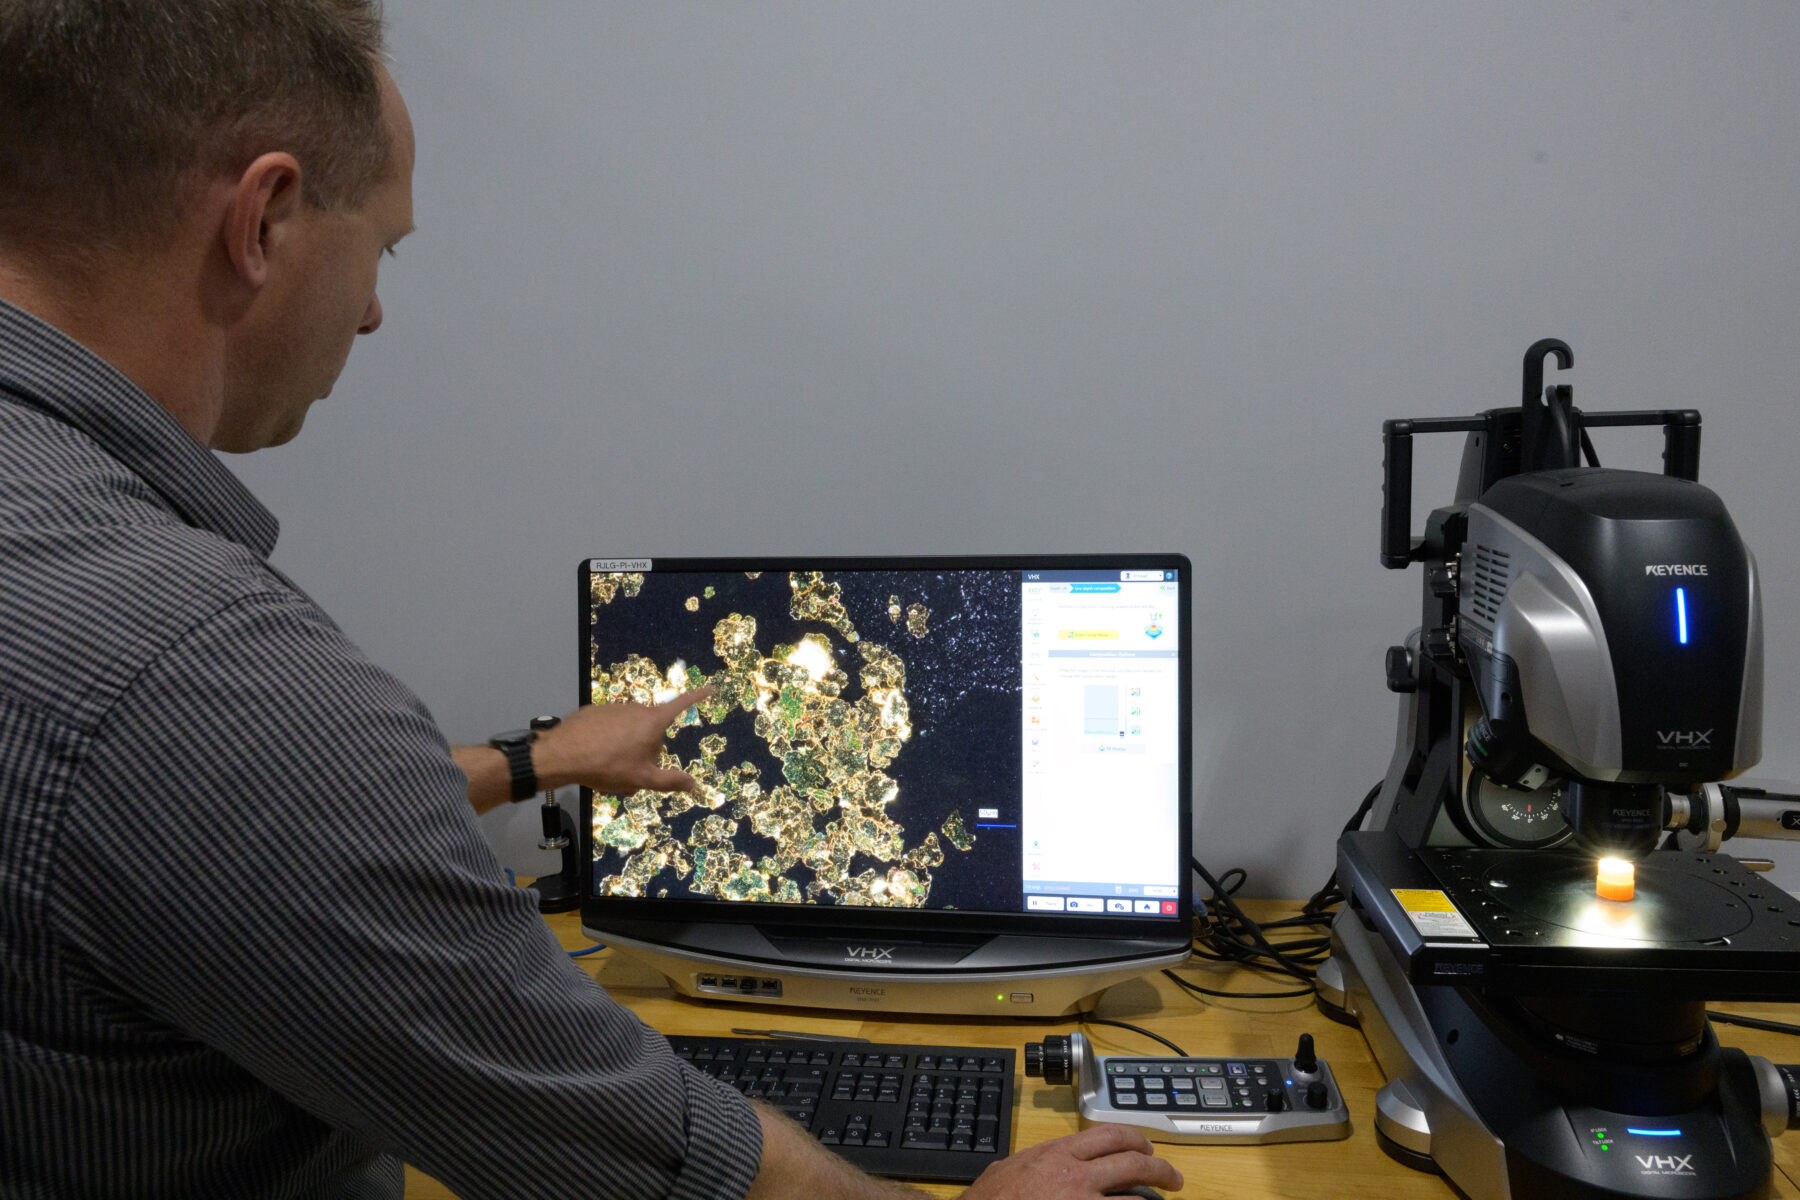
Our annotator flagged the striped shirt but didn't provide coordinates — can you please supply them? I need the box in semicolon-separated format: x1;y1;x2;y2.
0;298;763;1199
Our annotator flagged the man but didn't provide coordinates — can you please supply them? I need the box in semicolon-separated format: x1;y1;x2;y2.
0;3;1184;1198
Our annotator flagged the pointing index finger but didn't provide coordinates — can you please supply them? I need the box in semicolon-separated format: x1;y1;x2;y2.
659;684;715;717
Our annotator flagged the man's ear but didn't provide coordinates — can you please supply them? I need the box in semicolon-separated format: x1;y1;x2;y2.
222;152;304;289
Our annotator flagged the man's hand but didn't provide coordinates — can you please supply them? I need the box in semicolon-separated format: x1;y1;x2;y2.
453;686;713;814
531;685;714;796
960;1124;1184;1199
740;1107;1182;1199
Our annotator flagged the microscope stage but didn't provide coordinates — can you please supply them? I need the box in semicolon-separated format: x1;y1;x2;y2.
1338;830;1800;999
1442;849;1767;944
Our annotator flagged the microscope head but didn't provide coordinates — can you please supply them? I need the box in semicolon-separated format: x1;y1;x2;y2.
1456;467;1762;857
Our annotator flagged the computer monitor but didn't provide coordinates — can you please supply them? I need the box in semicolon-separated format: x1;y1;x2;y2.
577;554;1193;1016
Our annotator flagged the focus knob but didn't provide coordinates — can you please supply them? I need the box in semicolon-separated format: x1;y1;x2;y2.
1023;1036;1072;1086
1385;646;1416;693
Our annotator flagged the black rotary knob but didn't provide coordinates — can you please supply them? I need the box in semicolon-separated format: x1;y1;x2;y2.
1023;1036;1073;1086
1306;1081;1329;1110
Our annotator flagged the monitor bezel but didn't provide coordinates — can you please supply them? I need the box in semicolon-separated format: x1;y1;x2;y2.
577;552;1193;946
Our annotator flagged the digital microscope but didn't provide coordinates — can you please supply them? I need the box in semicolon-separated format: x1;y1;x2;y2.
1318;340;1800;1199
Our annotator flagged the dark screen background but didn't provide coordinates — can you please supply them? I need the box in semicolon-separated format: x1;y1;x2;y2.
585;567;1025;913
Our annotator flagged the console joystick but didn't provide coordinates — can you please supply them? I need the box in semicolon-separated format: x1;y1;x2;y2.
1292;1033;1319;1075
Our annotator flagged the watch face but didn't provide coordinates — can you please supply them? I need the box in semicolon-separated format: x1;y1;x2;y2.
490;729;535;747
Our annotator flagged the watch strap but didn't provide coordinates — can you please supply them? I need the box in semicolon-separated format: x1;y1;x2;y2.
488;733;538;801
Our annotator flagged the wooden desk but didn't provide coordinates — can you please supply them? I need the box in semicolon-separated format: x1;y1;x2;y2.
406;901;1800;1199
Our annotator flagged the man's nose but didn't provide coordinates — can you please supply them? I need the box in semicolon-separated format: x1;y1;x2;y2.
359;293;383;335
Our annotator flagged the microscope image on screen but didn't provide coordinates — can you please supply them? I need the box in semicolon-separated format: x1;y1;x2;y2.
586;568;1022;914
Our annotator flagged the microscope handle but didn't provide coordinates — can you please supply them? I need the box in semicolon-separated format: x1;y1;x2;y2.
1669;784;1800;852
1730;794;1800;843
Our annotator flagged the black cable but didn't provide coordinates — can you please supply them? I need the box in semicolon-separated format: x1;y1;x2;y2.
1162;969;1315;1002
1079;1017;1188;1058
1166;855;1340;1002
1192;854;1331;982
1708;1010;1800;1037
1302;779;1383;916
1166;779;1393;1002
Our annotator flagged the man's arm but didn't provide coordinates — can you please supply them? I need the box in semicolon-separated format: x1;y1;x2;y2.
743;1106;1185;1200
67;604;765;1199
454;686;713;814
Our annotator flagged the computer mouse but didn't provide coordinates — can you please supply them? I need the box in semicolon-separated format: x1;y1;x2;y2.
1109;1189;1164;1200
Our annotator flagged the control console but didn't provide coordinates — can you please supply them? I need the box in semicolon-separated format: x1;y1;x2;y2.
1024;1031;1351;1145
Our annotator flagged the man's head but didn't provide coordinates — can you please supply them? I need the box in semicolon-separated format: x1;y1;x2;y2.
0;0;413;451
0;0;391;262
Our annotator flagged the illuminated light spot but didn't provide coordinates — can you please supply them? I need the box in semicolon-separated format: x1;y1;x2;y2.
1596;857;1635;902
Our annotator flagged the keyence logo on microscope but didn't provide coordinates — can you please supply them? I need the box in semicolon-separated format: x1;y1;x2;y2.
1645;564;1708;576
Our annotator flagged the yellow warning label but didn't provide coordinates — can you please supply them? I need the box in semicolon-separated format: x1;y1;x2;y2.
1392;889;1459;912
1391;889;1479;940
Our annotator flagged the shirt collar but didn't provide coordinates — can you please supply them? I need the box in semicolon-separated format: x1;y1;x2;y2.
0;297;279;558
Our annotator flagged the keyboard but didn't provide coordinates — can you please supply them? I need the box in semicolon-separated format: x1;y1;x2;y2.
667;1034;1015;1183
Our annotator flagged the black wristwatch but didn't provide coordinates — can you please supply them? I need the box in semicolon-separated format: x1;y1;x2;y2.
489;715;559;801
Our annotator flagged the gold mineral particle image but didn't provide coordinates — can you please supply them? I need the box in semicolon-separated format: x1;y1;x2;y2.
589;572;973;906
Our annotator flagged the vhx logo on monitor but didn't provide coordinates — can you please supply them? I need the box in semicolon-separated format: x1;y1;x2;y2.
589;558;651;572
1645;564;1708;576
845;945;896;962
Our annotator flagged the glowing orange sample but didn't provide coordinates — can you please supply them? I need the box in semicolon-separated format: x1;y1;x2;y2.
1596;857;1635;902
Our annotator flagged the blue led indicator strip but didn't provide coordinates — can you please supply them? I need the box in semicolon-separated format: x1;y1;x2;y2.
1627;1128;1683;1137
1676;587;1689;645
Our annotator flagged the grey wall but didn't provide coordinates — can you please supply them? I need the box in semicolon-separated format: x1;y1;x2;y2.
227;2;1800;898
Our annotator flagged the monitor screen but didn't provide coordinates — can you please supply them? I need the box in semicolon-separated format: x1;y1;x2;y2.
578;554;1189;942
